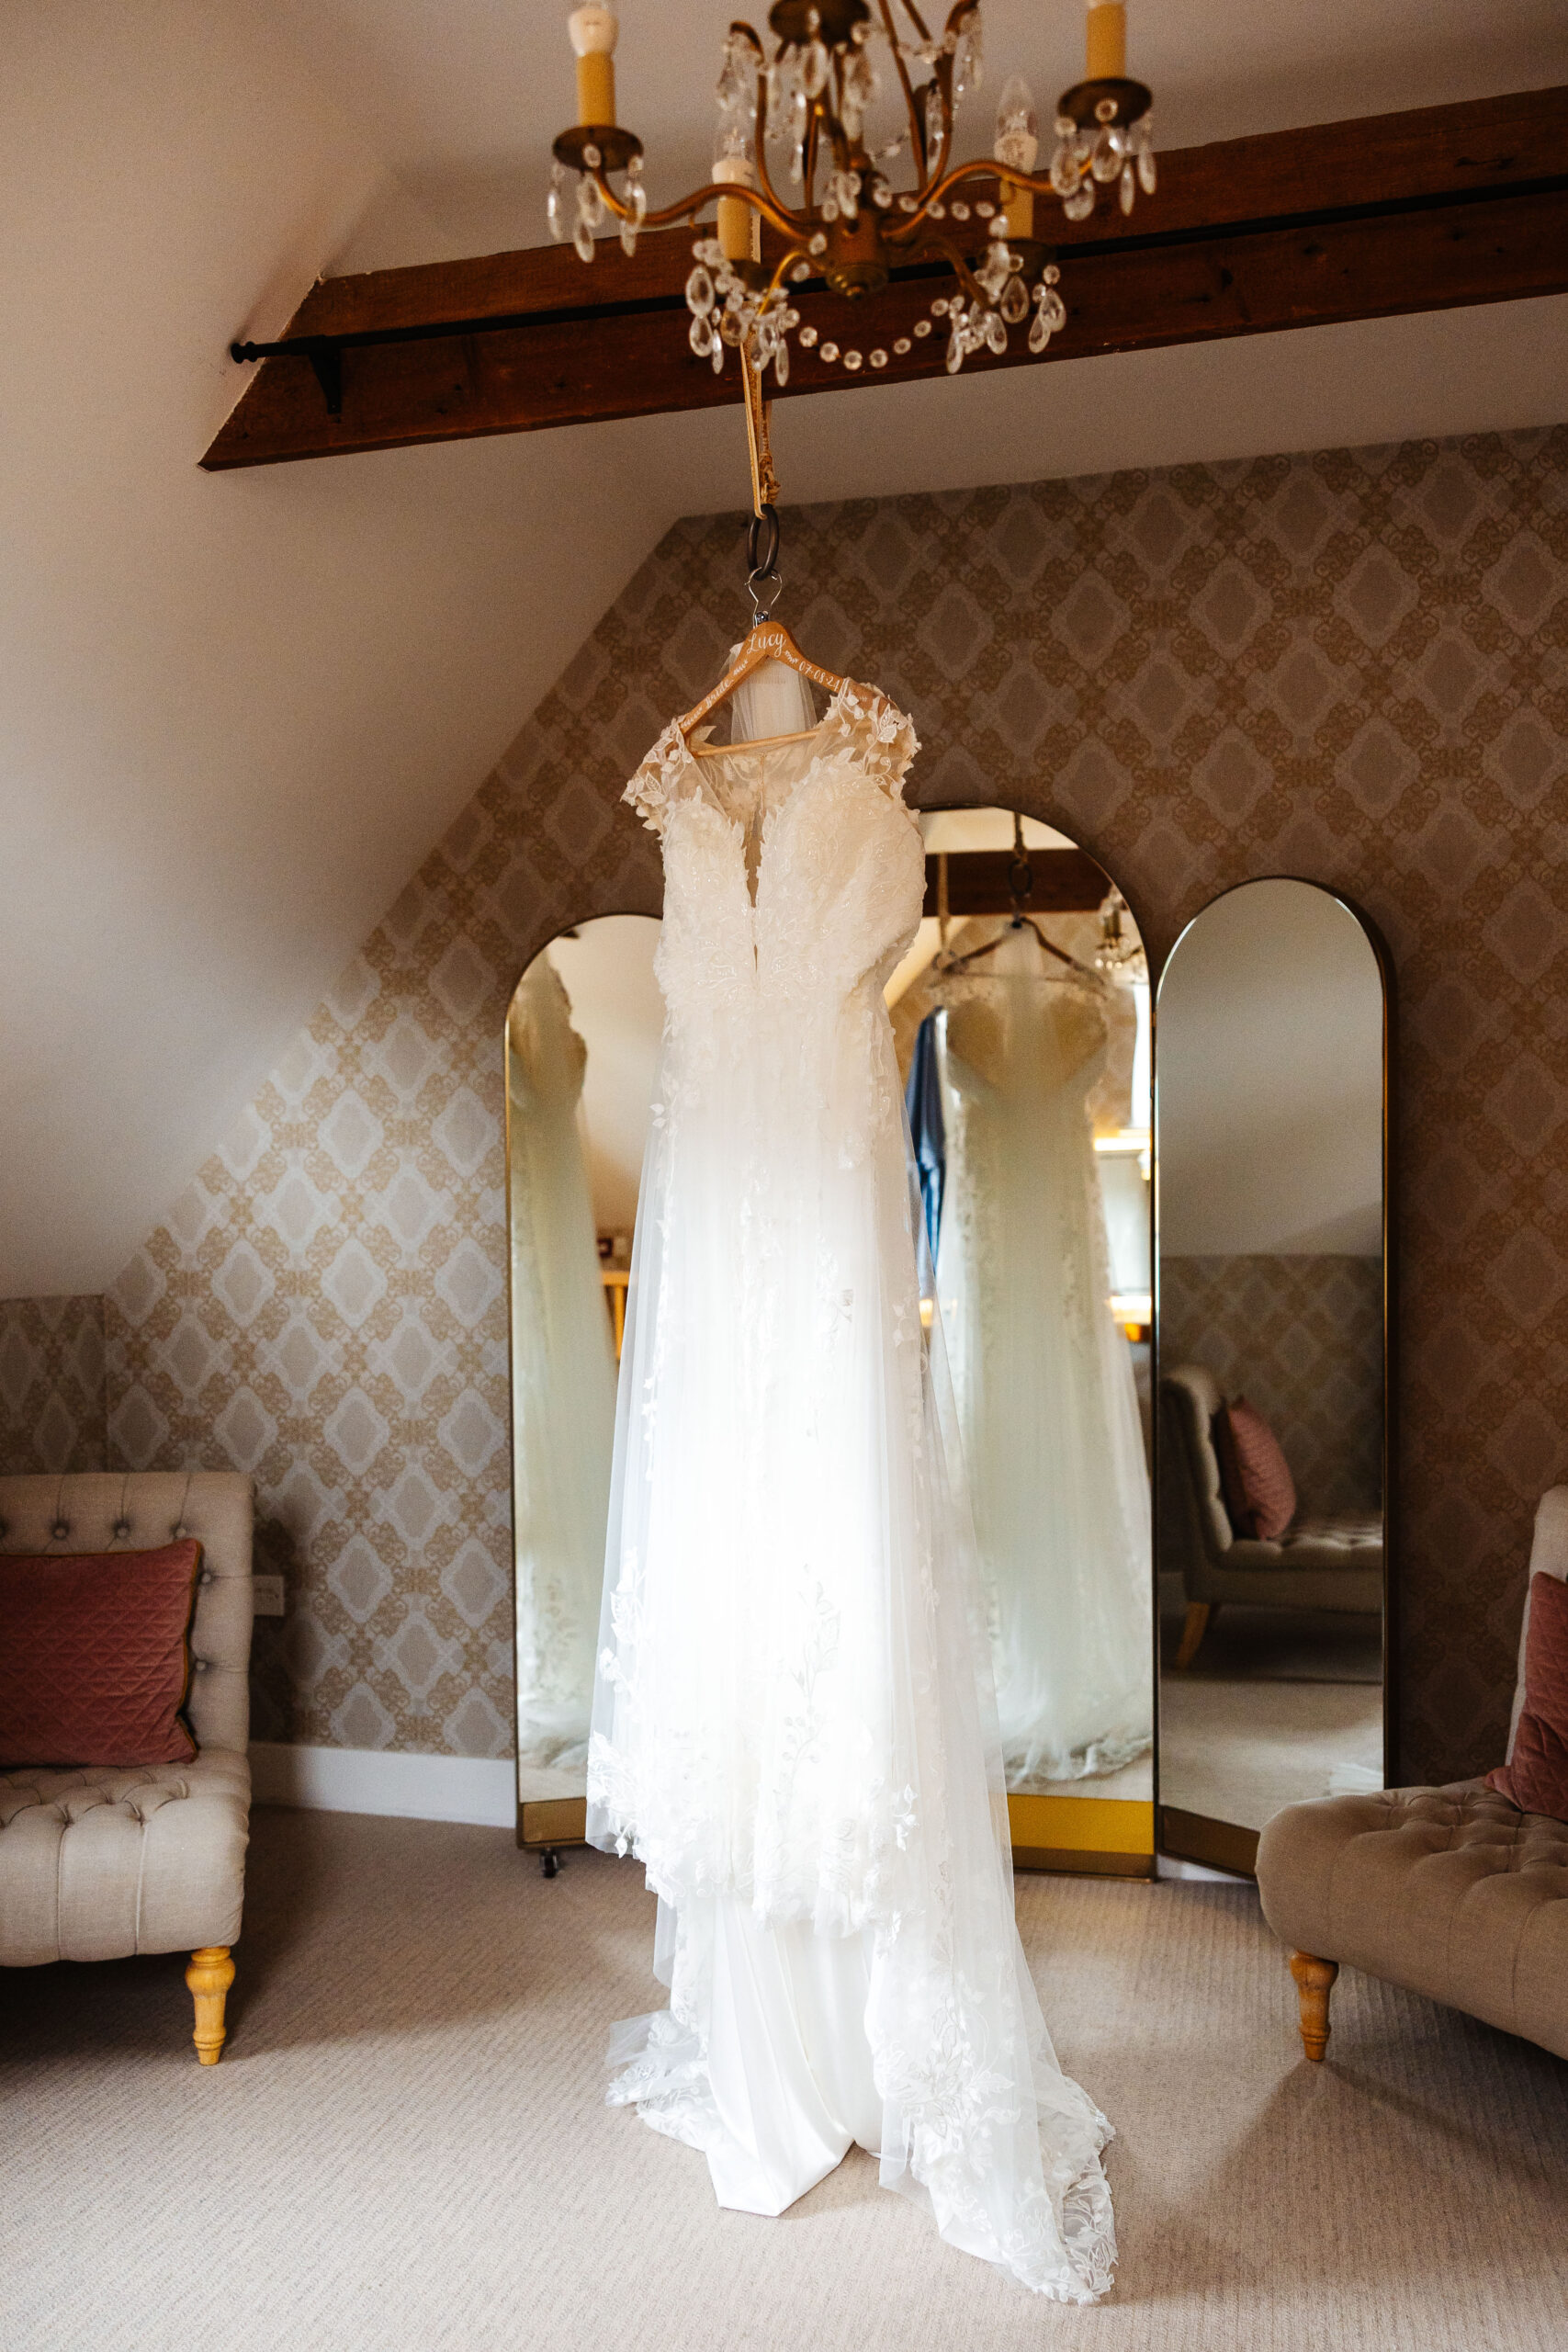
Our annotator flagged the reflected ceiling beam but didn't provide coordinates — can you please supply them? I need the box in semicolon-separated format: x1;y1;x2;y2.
922;850;1110;919
205;87;1568;472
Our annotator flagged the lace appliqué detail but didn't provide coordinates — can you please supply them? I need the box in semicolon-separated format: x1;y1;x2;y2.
623;677;919;832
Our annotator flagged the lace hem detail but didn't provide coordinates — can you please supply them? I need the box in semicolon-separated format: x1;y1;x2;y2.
624;678;919;832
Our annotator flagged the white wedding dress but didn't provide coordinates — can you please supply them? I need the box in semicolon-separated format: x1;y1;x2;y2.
508;957;616;1768
935;930;1153;1787
586;662;1115;2301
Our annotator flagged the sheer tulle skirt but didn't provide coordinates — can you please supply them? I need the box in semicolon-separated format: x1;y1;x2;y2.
587;975;1116;2301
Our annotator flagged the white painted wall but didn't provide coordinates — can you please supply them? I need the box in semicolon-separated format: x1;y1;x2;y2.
1156;880;1384;1256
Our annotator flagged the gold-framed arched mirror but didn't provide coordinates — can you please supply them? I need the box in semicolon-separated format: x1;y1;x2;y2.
506;913;661;1856
897;808;1156;1878
1155;877;1391;1877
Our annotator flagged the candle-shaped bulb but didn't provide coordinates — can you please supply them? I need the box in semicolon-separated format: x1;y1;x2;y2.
1085;0;1127;81
995;75;1038;160
713;122;758;263
995;74;1038;239
569;5;618;127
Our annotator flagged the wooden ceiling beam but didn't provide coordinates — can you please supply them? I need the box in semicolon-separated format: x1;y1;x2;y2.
203;86;1568;471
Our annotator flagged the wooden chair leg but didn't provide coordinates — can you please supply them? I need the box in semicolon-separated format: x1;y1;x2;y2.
186;1946;235;2065
1290;1951;1338;2062
1174;1601;1213;1669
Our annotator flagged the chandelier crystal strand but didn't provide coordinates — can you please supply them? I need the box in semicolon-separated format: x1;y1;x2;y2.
551;0;1154;386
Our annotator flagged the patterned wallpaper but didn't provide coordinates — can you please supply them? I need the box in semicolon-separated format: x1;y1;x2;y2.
72;422;1567;1783
0;1296;105;1477
1160;1256;1383;1517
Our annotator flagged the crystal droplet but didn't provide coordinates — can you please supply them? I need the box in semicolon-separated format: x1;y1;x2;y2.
686;266;715;316
1063;182;1094;221
1091;126;1122;183
798;323;818;346
573;212;595;264
1028;306;1050;354
924;80;945;157
893;336;911;355
773;335;789;387
869;348;887;368
1138;146;1156;195
820;341;840;362
946;322;965;375
913;318;931;337
689;313;714;357
801;38;829;98
1000;275;1029;324
985;308;1007;355
547;164;568;243
843;349;863;371
1120;159;1134;213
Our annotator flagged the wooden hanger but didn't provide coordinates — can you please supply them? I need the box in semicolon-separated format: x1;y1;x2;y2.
936;814;1104;986
939;913;1100;985
677;359;850;760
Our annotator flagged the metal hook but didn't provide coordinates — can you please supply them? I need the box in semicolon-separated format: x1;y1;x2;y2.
746;500;783;624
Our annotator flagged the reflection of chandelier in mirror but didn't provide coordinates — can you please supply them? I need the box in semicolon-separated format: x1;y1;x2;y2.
1094;888;1148;988
550;0;1155;381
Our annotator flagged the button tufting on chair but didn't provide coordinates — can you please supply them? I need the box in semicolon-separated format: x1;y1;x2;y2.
111;1520;131;1539
51;1521;69;1540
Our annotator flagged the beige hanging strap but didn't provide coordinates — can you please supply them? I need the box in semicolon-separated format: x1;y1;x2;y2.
739;350;779;518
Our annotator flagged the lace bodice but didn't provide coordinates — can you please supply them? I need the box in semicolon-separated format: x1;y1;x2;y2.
626;680;923;1023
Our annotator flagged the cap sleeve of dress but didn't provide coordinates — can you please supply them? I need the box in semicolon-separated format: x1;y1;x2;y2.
836;681;919;799
623;719;690;835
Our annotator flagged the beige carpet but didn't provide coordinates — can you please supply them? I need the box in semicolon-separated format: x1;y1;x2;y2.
5;1808;1566;2352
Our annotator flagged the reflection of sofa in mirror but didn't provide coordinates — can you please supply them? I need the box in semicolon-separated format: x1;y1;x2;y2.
1258;1485;1568;2067
1159;1363;1382;1668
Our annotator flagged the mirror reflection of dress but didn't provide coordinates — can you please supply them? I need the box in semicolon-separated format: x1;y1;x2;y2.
508;957;616;1768
586;666;1115;2303
937;925;1153;1787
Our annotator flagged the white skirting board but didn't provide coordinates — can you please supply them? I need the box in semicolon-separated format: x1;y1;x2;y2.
250;1742;515;1827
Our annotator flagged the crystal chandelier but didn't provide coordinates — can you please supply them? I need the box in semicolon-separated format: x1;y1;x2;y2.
549;1;1155;383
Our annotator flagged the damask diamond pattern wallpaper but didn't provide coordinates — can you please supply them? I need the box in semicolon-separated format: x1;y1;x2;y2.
80;424;1568;1781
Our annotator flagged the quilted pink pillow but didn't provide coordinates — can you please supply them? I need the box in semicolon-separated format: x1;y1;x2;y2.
1487;1573;1568;1824
0;1541;202;1768
1225;1398;1297;1542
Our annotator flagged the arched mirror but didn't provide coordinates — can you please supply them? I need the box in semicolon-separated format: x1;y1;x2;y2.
507;914;661;1851
894;808;1156;1877
1155;879;1389;1876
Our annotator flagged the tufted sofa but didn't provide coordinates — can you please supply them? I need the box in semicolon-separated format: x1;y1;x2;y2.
1258;1485;1568;2065
1159;1363;1383;1668
0;1472;254;2062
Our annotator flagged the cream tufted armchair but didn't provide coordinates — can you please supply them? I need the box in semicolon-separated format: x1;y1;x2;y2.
0;1472;254;2063
1258;1486;1568;2066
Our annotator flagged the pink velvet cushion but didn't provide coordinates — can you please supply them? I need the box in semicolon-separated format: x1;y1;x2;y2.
0;1541;202;1768
1487;1572;1568;1824
1225;1397;1297;1543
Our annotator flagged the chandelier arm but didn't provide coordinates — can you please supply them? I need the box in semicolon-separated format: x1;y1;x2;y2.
895;0;933;45
585;170;802;241
877;0;926;169
803;94;823;208
884;153;1051;244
